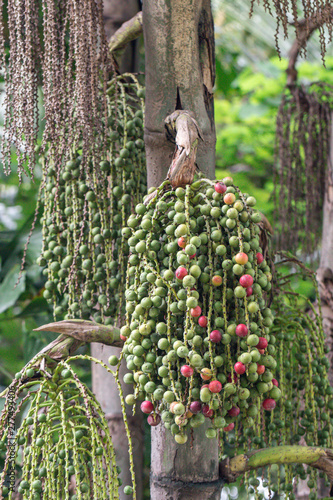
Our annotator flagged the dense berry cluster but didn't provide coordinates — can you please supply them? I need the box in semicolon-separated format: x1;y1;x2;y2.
121;177;278;444
37;76;146;323
0;362;121;499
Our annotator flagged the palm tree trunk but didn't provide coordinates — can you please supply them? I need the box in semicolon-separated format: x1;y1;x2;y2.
143;1;221;497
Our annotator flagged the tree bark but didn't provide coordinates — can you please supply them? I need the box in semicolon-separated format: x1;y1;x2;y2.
143;1;220;498
92;2;144;499
143;0;216;189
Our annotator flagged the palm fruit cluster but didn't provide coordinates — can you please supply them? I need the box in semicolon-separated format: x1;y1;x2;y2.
121;177;277;444
218;264;333;500
37;74;146;324
0;359;124;500
255;267;333;500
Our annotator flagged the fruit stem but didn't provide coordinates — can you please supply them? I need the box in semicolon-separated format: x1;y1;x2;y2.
219;445;333;483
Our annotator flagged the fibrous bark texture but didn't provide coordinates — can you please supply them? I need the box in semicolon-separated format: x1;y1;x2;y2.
150;424;223;500
143;0;216;188
143;1;218;498
318;113;333;392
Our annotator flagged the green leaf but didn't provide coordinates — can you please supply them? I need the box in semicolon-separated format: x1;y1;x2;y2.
15;296;49;318
0;265;26;314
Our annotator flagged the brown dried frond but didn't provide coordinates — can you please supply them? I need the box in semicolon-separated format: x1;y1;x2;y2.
274;82;333;254
0;0;110;182
250;0;333;61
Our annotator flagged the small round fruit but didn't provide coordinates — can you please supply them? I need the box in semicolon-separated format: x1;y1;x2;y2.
224;422;235;432
209;380;222;393
124;486;133;495
189;401;202;414
190;306;202;317
224;193;236;205
178;237;187;248
228;406;240;417
202;405;214;417
198;316;208;327
212;275;222;286
181;365;194;378
257;337;268;349
206;428;217;439
174;433;188;444
236;324;248;337
262;398;276;411
175;267;188;280
141;401;154;414
200;368;213;381
234;286;246;299
235;252;248;265
257;364;265;375
272;378;279;387
147;414;161;426
239;274;253;288
108;355;119;366
215;182;227;194
210;330;222;343
234;362;246;375
256;252;264;264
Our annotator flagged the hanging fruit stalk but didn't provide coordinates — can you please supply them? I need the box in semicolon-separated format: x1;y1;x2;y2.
0;359;126;499
37;75;146;325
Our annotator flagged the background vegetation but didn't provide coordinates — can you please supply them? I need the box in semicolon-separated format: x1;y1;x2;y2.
0;3;332;497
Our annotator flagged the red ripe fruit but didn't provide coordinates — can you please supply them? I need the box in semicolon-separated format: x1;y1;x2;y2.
178;237;187;248
235;324;248;337
209;380;222;393
198;316;208;327
214;182;227;194
212;275;222;286
224;422;235;432
257;364;265;375
228;406;240;417
202;405;214;418
191;306;202;317
189;401;202;414
262;399;276;411
120;334;127;341
246;287;253;297
147;414;161;426
235;252;248;265
258;348;265;354
181;365;194;378
175;266;188;280
141;401;154;414
234;362;246;375
272;379;279;387
257;337;268;349
256;252;264;264
239;274;254;288
189;253;196;259
210;330;222;343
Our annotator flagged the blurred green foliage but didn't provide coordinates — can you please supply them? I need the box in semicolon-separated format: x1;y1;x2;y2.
214;55;333;223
